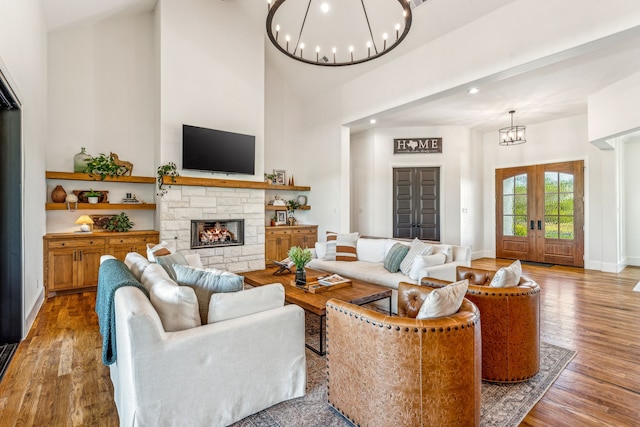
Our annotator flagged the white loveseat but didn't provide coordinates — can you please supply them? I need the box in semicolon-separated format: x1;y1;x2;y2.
98;253;306;427
308;236;470;313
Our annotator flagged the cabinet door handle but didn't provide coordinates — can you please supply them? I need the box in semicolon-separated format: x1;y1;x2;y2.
530;220;534;230
73;250;77;261
79;250;83;261
537;220;542;230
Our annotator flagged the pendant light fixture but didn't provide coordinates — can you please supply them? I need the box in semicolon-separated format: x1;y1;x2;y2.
266;0;413;67
499;110;526;146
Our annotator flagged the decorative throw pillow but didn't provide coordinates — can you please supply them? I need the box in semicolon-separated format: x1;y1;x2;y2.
408;253;447;280
356;238;388;263
141;264;201;331
148;277;201;331
400;238;433;276
124;252;151;282
431;244;453;263
416;279;469;319
146;241;169;262
324;232;359;261
315;241;327;259
155;252;189;281
490;259;522;288
173;264;244;324
208;283;285;323
383;243;410;273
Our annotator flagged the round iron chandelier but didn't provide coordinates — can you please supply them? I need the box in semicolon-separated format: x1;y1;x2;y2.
266;0;413;67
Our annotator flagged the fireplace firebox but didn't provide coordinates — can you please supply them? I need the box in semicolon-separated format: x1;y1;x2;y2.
191;219;244;249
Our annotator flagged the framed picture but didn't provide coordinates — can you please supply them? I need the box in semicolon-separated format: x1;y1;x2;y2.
274;169;286;185
90;214;115;230
276;210;287;225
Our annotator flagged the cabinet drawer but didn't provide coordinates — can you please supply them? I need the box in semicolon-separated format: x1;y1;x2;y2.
291;228;315;236
47;238;106;249
266;229;291;237
108;237;153;245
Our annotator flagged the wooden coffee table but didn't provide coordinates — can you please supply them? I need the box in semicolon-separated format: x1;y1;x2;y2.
243;267;392;355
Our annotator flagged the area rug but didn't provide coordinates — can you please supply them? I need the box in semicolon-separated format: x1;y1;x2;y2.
232;341;575;427
0;343;18;383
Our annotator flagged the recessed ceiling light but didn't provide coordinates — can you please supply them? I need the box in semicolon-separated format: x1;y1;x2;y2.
468;87;479;94
369;119;377;124
320;2;330;13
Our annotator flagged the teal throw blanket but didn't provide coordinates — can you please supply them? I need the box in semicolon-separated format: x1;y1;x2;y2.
96;258;149;365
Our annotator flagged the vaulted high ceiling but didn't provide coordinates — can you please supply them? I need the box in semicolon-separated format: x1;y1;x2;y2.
41;0;640;136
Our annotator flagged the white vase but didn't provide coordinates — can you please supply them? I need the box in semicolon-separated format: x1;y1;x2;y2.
88;196;99;204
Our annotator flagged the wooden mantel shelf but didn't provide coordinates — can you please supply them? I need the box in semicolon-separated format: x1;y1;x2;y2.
46;203;156;211
46;171;155;184
163;175;311;191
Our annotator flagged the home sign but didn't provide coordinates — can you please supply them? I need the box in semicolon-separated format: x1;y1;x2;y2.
393;138;443;154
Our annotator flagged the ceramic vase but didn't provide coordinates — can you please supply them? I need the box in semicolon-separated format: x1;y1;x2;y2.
51;185;67;203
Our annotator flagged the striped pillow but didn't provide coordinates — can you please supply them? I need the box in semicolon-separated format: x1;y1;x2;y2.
324;232;359;262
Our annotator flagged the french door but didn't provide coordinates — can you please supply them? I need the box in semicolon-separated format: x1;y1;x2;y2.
496;161;584;267
393;167;440;241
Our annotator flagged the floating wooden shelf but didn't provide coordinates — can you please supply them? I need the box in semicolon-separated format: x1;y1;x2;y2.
265;205;311;211
163;175;310;191
46;171;155;184
46;203;156;211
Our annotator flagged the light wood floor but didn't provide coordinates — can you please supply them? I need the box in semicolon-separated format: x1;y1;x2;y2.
1;259;639;426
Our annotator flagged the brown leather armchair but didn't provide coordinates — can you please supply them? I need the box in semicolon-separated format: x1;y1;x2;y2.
326;282;481;427
422;266;540;382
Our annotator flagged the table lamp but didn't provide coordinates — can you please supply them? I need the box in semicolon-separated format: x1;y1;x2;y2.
75;215;94;232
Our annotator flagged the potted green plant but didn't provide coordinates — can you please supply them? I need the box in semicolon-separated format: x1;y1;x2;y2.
270;213;277;226
264;172;277;184
82;153;127;180
286;199;301;225
157;162;180;196
288;246;312;285
105;212;134;232
85;189;102;204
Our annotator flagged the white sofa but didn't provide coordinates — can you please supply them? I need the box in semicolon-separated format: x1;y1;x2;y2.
308;237;470;313
99;253;306;427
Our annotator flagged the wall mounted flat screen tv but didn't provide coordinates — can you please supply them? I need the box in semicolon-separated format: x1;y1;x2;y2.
182;124;256;175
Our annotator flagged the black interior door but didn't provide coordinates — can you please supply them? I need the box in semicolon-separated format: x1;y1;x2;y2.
393;167;440;241
0;76;22;344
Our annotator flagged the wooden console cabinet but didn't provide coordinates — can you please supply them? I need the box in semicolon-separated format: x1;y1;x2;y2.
265;225;317;266
43;230;159;296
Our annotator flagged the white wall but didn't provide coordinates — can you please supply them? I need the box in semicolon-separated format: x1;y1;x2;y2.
350;126;470;244
625;138;640;265
588;72;640;144
47;11;157;232
157;0;264;178
0;0;48;336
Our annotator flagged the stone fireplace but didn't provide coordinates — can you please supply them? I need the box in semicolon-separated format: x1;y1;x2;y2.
158;185;265;273
191;219;244;249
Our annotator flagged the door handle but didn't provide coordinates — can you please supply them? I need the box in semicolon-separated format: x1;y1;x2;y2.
416;224;421;228
530;220;534;230
537;220;542;230
73;250;77;261
79;250;83;261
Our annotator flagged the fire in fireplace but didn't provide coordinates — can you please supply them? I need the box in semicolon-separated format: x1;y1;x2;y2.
191;219;244;249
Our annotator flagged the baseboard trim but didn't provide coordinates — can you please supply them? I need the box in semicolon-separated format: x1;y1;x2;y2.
24;288;45;339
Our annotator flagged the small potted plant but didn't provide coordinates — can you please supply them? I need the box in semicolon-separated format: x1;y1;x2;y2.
105;212;134;232
85;189;102;204
270;214;277;226
264;172;277;184
288;246;312;285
